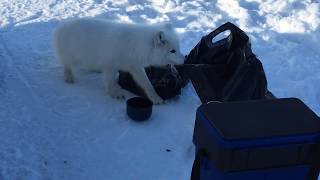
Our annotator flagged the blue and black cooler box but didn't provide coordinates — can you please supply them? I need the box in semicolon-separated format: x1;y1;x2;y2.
192;98;320;180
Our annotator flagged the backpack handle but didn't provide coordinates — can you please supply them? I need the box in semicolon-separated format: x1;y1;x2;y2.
206;22;249;51
205;22;236;48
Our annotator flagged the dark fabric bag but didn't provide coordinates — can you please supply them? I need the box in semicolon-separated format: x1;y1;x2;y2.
178;22;273;103
118;65;183;100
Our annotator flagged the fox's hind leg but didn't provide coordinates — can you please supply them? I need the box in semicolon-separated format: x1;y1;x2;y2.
64;66;74;83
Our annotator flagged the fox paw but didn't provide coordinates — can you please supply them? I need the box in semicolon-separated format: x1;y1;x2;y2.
108;89;126;100
64;75;74;84
150;96;164;105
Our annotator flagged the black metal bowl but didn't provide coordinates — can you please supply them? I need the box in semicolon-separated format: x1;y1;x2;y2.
126;97;153;121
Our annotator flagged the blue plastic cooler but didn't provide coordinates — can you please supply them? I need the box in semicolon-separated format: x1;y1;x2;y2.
192;98;320;180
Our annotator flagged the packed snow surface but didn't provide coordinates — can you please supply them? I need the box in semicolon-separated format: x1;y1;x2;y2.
0;0;319;179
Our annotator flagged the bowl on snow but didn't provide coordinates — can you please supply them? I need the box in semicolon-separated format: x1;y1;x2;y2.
126;97;153;121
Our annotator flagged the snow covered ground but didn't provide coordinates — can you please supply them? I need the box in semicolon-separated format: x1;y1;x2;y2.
0;0;319;179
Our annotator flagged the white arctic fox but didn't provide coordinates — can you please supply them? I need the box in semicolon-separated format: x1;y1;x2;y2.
53;18;185;104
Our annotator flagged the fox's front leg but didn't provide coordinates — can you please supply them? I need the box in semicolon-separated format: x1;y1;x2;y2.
130;67;164;105
104;69;128;99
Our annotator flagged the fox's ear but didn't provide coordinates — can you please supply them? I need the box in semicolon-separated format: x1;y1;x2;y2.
153;31;167;47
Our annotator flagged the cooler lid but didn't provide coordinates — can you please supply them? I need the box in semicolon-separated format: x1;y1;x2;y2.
198;98;320;141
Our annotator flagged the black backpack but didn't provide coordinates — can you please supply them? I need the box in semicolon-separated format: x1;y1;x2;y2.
179;22;273;102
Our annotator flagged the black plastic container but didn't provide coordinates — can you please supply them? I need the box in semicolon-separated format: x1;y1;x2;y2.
126;97;153;121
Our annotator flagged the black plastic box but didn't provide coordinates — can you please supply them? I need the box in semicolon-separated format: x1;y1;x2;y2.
193;98;320;179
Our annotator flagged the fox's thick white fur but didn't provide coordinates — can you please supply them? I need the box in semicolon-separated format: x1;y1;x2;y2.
53;18;184;104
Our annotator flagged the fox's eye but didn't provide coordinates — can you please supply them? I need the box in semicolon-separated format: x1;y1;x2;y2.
170;49;176;53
